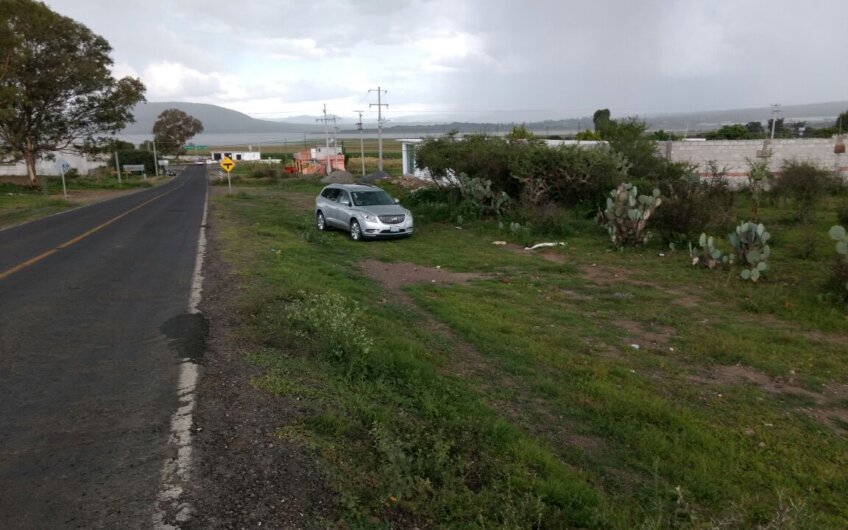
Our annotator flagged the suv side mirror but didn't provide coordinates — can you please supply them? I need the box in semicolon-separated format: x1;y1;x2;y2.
341;199;351;206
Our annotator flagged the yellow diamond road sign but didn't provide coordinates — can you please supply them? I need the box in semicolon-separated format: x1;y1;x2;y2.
220;157;235;172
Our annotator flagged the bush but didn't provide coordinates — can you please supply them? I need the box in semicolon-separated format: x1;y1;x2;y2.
415;134;520;196
404;186;462;223
653;163;737;245
286;291;373;362
826;225;848;303
509;143;629;208
773;160;834;224
835;200;848;226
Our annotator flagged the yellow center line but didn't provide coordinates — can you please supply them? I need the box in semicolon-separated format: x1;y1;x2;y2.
0;187;177;281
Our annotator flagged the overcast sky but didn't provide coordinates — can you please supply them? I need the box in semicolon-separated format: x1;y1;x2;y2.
46;0;848;123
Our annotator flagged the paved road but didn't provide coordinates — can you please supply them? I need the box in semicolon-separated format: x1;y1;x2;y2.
0;167;208;528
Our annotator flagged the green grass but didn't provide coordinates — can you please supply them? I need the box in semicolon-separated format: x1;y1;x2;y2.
0;175;157;228
211;181;848;529
0;192;75;228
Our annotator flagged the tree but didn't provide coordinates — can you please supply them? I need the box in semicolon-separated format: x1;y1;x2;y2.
706;124;750;140
505;124;536;142
836;110;848;133
593;109;611;135
152;109;204;156
766;117;787;138
745;121;765;136
0;0;146;186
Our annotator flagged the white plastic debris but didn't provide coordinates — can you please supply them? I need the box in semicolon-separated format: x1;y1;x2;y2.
492;241;508;245
524;242;566;250
630;344;640;349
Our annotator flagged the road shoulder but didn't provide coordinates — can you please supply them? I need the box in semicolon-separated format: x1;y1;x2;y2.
182;200;334;529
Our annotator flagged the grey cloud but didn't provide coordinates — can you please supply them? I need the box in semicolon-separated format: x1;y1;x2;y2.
43;0;848;120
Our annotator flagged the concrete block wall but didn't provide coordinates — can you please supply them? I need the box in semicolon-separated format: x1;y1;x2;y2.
663;138;848;181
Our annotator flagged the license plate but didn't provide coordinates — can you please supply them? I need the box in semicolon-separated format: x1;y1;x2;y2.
390;225;400;232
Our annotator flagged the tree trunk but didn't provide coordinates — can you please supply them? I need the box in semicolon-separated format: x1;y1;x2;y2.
24;138;37;187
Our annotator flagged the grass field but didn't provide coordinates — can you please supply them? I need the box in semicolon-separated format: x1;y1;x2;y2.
0;175;160;229
211;180;847;528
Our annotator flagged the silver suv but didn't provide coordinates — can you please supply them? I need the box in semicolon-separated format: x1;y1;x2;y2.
315;183;414;240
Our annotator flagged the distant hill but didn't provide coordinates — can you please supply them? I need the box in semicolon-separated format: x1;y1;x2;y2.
124;100;848;136
341;100;848;135
122;102;323;134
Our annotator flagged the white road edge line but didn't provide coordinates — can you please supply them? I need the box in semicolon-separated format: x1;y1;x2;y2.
153;180;208;529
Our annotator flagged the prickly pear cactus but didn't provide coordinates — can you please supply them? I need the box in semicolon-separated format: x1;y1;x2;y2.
831;225;848;255
829;225;848;295
599;183;662;249
729;222;771;282
690;233;734;269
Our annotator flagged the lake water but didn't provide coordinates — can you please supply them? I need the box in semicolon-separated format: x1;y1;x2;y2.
116;131;431;149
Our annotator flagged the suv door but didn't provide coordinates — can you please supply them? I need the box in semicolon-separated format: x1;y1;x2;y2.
335;190;353;227
318;187;341;226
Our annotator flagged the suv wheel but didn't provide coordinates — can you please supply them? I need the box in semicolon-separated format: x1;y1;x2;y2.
350;219;362;241
316;211;326;231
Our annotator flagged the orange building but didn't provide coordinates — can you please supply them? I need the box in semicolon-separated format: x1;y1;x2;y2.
293;147;345;175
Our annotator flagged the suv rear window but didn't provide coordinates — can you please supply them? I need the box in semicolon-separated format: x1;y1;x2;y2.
321;188;340;200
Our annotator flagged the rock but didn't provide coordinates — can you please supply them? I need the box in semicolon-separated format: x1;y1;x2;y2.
319;170;354;184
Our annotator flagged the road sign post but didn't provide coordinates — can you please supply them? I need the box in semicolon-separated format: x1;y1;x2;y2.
56;159;69;200
220;156;236;193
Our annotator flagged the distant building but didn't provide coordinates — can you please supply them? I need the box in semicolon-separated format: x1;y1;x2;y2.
210;151;261;162
0;150;106;177
293;146;344;175
399;139;428;179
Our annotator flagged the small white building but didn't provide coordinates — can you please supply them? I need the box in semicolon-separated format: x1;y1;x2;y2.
210;151;262;162
399;139;430;180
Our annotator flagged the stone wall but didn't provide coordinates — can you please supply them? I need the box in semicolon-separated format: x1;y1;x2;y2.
662;138;848;181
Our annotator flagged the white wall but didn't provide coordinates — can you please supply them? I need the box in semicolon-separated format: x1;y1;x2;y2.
0;152;106;177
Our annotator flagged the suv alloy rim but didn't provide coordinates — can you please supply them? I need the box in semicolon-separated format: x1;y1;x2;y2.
350;220;361;240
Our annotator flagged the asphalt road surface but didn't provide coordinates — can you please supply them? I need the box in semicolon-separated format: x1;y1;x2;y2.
0;167;208;528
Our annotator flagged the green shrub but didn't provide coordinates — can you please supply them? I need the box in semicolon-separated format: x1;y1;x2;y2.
773;160;835;223
415;134;520;196
745;159;773;221
826;225;848;303
653;164;736;245
286;291;373;362
835;200;848;226
509;143;629;208
405;186;461;223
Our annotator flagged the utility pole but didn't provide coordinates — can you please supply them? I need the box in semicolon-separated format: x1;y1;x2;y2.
770;103;781;140
355;110;365;176
316;104;333;175
369;86;388;172
152;139;159;177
